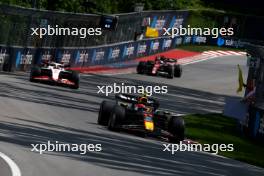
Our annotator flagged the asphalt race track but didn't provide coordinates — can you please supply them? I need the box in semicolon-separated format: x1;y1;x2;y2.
0;156;11;176
1;55;264;176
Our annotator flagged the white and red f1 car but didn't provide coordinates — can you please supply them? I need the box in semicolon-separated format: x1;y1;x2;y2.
29;62;79;89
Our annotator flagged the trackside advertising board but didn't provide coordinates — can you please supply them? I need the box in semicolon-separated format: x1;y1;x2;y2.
2;35;246;72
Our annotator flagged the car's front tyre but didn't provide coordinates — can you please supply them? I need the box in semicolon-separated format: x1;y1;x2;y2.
174;64;182;78
98;101;115;126
108;105;126;131
137;61;146;74
29;66;41;82
69;71;80;89
167;65;174;79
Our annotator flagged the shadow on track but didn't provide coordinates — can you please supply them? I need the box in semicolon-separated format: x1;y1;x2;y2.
80;74;236;114
0;72;234;114
0;117;262;176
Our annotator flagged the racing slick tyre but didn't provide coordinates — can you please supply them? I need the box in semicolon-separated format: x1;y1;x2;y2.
59;71;80;89
98;101;115;126
153;99;160;110
174;64;182;78
29;66;41;82
69;71;80;89
108;105;126;131
137;61;146;74
168;116;185;143
167;65;174;79
146;61;155;75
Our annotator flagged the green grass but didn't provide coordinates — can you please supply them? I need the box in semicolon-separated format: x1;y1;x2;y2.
184;114;264;168
178;45;245;52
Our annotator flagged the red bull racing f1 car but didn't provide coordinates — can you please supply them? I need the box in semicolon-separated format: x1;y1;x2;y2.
97;94;185;143
29;62;79;89
137;56;182;78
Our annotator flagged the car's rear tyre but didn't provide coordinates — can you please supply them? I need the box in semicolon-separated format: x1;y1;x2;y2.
137;61;146;74
146;61;155;75
174;65;182;78
29;66;41;82
168;116;185;143
108;105;125;131
153;99;160;110
167;65;174;79
98;101;115;126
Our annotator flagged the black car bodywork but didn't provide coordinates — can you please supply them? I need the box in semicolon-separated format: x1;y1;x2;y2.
97;94;185;142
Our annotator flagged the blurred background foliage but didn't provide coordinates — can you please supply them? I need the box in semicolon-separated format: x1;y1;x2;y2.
0;0;263;16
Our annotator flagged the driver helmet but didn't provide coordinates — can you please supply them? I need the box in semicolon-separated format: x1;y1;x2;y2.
138;95;148;105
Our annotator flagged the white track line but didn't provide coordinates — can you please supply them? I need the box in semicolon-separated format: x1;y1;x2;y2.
201;51;217;56
216;50;232;55
206;51;224;56
181;56;217;65
238;51;247;55
201;51;211;54
226;50;242;56
0;152;21;176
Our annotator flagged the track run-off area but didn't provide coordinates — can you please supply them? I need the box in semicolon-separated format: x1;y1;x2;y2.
1;54;264;176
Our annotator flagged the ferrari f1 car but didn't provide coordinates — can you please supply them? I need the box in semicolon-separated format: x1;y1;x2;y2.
137;56;182;78
97;94;185;143
29;62;79;89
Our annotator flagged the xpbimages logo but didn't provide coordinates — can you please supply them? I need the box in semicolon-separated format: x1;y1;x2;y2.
163;25;234;39
97;83;168;96
31;25;102;38
163;142;234;155
31;141;102;155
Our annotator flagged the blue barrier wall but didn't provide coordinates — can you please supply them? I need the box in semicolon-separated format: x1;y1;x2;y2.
0;35;246;72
